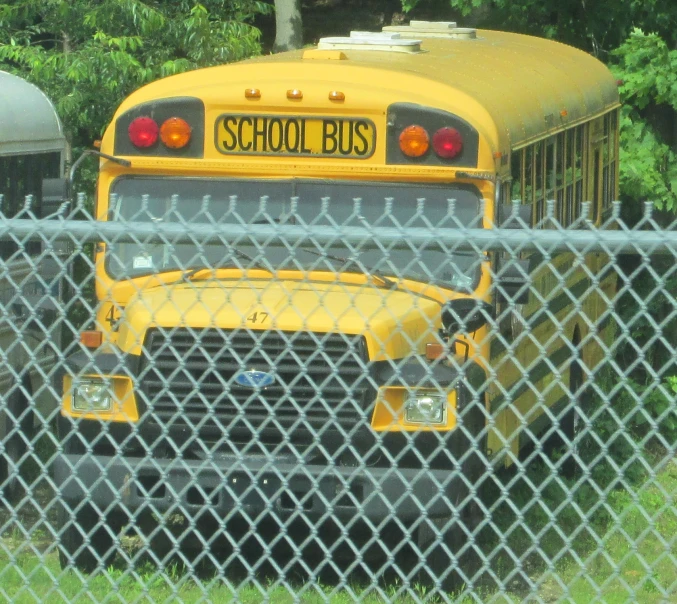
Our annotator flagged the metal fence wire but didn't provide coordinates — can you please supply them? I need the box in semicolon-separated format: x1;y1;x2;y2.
0;194;676;603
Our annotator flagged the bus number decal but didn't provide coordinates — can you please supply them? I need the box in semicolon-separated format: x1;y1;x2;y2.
216;115;376;158
105;305;123;331
247;311;269;324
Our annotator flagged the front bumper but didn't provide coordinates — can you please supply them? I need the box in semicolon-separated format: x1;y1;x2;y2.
53;452;466;524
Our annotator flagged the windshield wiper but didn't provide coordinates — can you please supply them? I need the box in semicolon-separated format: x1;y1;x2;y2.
183;248;273;281
302;248;397;289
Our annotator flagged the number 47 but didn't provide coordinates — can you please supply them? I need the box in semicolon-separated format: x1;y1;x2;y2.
247;311;269;324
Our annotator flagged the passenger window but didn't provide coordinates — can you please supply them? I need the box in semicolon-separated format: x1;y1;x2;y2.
510;150;523;202
534;142;544;225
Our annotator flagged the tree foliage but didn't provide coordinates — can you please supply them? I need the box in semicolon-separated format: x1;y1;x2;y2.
613;30;677;212
400;0;677;54
0;0;271;152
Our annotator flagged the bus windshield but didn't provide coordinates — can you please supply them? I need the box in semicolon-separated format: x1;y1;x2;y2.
106;177;484;292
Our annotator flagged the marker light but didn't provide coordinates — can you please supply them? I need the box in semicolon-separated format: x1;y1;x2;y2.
329;91;345;101
425;342;446;360
80;330;103;348
245;88;261;99
432;127;463;159
399;125;429;158
160;117;192;149
128;117;159;148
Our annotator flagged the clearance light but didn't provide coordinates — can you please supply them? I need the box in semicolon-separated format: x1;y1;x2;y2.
329;91;345;101
245;88;261;99
399;125;429;158
80;330;103;348
432;127;463;159
426;342;446;360
287;89;303;100
128;117;159;148
160;117;192;149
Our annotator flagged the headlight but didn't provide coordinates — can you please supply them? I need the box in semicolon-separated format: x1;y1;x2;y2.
404;391;448;425
72;378;113;412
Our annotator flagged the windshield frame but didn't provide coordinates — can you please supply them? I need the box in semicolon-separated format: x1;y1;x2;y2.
103;176;486;292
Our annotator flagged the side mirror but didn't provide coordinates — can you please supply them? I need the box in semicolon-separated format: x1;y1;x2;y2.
441;298;494;334
42;178;70;216
495;257;530;304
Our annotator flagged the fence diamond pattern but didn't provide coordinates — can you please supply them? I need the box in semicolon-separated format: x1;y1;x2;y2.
0;194;675;602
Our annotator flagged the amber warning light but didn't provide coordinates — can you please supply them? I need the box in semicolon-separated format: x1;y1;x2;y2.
399;125;429;158
80;331;103;348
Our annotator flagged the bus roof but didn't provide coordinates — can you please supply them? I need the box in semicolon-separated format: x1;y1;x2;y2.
114;28;620;156
0;71;66;157
244;29;620;151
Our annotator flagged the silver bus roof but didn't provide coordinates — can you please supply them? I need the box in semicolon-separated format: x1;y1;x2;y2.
0;70;66;156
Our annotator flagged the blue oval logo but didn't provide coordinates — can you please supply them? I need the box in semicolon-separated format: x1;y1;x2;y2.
234;370;275;388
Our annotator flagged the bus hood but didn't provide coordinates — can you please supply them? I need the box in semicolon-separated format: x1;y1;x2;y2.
115;279;442;361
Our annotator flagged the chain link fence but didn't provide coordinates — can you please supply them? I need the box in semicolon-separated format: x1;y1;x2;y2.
0;194;676;602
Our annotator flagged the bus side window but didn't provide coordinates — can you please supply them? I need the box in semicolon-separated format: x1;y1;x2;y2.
533;141;544;225
545;138;556;225
556;133;565;225
0;152;60;259
574;125;585;222
603;114;610;208
0;155;20;259
603;111;618;212
510;150;523;203
564;129;575;226
524;145;534;212
609;110;618;203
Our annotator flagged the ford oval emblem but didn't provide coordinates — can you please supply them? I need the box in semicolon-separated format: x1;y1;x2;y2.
234;370;275;388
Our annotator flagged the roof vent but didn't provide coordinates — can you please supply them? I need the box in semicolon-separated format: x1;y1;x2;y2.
383;21;477;40
317;31;422;53
410;20;458;30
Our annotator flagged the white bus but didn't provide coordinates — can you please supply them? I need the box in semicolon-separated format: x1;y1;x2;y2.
0;70;67;504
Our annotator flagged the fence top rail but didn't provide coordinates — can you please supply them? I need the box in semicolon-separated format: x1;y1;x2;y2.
0;216;676;255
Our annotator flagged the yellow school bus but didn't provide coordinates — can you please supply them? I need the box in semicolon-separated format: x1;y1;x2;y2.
54;22;619;582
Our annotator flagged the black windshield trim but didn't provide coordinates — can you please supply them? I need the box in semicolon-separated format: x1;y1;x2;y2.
104;176;484;290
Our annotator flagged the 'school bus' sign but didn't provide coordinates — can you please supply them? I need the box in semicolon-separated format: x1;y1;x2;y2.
215;114;376;158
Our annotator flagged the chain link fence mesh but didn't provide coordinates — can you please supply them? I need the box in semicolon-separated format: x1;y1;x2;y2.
0;193;676;602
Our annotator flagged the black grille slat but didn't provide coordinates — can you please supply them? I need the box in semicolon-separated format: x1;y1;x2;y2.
139;329;372;434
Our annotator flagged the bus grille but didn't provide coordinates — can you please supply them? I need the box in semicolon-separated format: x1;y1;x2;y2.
138;328;373;436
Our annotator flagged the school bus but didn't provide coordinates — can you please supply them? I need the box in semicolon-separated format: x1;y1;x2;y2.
54;22;619;582
0;71;67;505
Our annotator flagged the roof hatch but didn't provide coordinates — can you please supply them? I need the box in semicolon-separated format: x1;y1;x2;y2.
383;21;478;39
317;31;422;53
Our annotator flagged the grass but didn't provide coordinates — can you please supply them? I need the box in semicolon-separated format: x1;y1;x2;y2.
1;459;676;602
480;454;677;603
537;457;677;603
0;549;472;603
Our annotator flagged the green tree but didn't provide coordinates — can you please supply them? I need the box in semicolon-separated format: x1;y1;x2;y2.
0;0;271;157
400;0;677;54
612;30;677;213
